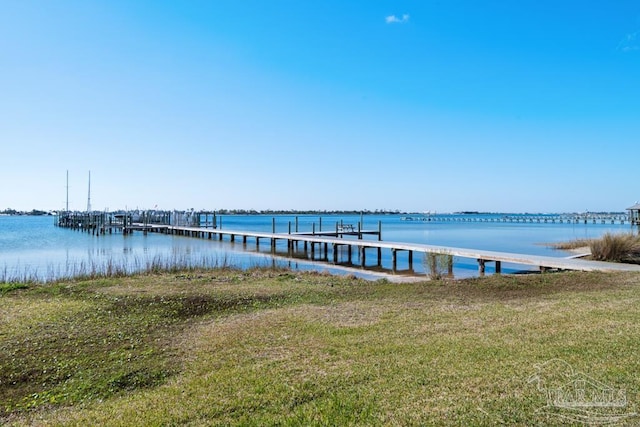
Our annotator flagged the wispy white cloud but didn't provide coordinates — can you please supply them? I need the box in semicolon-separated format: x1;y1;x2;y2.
385;14;410;24
617;31;639;52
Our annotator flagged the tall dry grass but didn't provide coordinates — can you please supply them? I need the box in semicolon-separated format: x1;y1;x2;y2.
589;232;640;262
423;251;453;280
0;253;240;284
551;238;594;250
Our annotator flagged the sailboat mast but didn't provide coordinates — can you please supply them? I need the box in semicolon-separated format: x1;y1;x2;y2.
86;171;91;213
66;170;69;212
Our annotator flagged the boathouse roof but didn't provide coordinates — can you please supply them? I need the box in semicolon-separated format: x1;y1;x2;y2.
627;203;640;211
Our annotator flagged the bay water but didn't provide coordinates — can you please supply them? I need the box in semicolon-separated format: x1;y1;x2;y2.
0;214;634;281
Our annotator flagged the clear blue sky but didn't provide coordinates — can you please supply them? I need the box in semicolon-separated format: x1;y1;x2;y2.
1;1;638;213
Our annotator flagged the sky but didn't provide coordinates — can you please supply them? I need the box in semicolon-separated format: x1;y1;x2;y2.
1;1;639;213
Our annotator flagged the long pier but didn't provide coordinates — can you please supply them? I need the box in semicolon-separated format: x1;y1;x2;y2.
145;225;640;275
55;212;640;277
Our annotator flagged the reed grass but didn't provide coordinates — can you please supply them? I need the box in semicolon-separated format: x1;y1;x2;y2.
0;253;246;284
552;232;640;263
550;238;594;250
590;232;640;262
423;251;453;280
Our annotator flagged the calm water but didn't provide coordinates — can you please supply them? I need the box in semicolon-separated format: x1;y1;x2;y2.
0;214;634;281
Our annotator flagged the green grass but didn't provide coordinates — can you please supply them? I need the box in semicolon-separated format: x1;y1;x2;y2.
0;283;29;295
2;268;640;425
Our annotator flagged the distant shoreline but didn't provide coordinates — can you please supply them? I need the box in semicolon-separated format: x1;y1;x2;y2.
1;210;629;217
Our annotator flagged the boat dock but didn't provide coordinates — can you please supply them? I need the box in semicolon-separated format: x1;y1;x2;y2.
55;211;640;277
153;225;640;275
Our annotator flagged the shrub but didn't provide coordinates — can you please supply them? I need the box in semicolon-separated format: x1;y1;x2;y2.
424;251;453;280
590;232;640;262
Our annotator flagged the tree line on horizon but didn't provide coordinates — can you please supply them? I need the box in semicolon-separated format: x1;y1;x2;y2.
2;208;411;216
1;208;52;216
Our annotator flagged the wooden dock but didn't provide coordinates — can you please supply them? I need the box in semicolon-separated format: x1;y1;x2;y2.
54;211;640;276
148;225;640;275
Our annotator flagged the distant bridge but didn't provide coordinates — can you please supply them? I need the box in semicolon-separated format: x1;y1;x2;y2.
401;213;631;225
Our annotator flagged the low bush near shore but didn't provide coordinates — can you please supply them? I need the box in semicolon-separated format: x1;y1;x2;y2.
424;251;453;280
553;232;640;263
590;232;640;262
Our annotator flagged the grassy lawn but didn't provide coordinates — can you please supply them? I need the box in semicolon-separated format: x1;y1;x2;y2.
2;268;640;425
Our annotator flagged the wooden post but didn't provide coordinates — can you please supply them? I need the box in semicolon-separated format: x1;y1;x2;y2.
360;246;366;266
378;220;382;241
348;245;352;263
333;244;338;263
319;217;322;232
295;216;299;232
408;251;413;269
495;261;502;274
392;249;397;271
272;217;276;234
478;259;486;276
377;247;382;266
